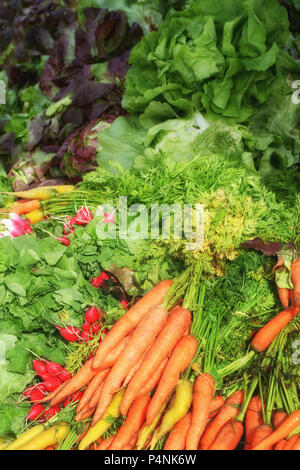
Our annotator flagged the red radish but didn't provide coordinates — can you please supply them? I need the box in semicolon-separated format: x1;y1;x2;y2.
46;361;63;376
27;403;45;421
29;389;45;403
91;272;110;287
32;359;47;376
120;299;129;310
58;369;73;382
91;323;101;334
85;307;100;324
55;325;81;342
42;406;60;421
23;383;47;396
82;321;91;332
56;235;70;246
42;376;63;392
74;207;93;225
80;330;92;342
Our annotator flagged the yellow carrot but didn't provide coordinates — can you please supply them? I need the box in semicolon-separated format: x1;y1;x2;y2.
5;424;45;450
78;389;125;450
25;209;44;224
17;423;69;450
4;188;58;200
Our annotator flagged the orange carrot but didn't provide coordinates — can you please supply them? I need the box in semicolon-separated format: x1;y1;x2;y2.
291;259;300;308
120;307;191;417
89;380;105;410
136;358;168;398
291;437;300;450
245;396;263;446
251;306;299;353
276;286;290;309
122;343;153;389
92;280;173;369
10;199;41;215
163;413;192;450
209;395;225;420
273;411;288;429
185;373;215;450
50;338;129;406
76;369;110;413
75;406;95;422
107;395;151;450
274;439;287;450
283;434;299;450
146;335;198;426
121;432;138;450
208;420;244;450
96;435;115;450
36;379;71;403
251;424;273;449
200;390;244;450
252;410;300;450
93;306;168;423
290;290;295;307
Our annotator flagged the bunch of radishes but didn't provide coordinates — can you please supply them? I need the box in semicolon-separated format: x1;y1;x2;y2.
55;305;105;344
24;358;75;422
57;206;93;246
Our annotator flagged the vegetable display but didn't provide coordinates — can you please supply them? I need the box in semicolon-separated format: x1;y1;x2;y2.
0;0;299;453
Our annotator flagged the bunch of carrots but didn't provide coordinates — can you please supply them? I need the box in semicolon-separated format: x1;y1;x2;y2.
6;271;300;451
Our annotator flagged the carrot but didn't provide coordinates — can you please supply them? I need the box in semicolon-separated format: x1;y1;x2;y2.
96;435;115;450
107;395;151;450
75;406;95;422
283;434;299;450
209;395;225;420
276;286;290;309
208;420;244;450
94;305;169;422
10;199;41;215
121;432;138;450
274;439;287;450
252;410;300;450
273;411;288;429
92;279;173;369
89;381;105;410
76;369;110;413
146;335;198;427
251;424;273;449
185;373;215;450
200;390;244;450
245;396;263;446
120;306;192;417
163;413;191;450
50;338;130;406
291;437;300;450
290;289;295;307
251;306;299;353
122;343;152;389
136;358;168;398
291;259;300;308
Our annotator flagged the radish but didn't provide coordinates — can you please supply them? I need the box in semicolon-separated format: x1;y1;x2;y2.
32;359;47;376
27;403;45;421
120;299;129;310
63;391;83;407
29;389;45;403
42;375;62;392
82;321;91;332
55;325;81;342
74;207;93;225
85;306;100;324
23;383;47;396
41;406;61;421
91;322;101;334
45;361;63;376
58;369;73;382
80;330;92;342
56;235;70;246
